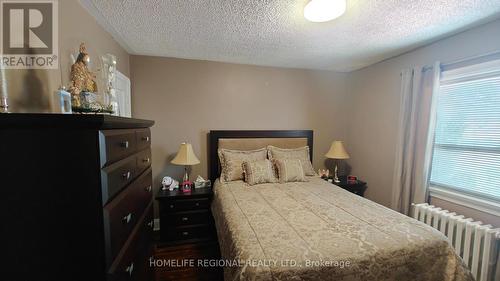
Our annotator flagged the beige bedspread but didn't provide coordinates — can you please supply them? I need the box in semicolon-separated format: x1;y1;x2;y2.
211;177;473;281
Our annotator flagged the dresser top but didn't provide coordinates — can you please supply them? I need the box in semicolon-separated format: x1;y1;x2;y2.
0;113;154;129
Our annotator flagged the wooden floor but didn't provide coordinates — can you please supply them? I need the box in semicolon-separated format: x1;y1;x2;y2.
153;240;224;281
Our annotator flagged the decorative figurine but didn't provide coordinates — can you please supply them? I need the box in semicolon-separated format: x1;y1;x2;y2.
101;54;119;116
68;43;113;114
318;169;330;179
69;43;98;107
162;176;179;191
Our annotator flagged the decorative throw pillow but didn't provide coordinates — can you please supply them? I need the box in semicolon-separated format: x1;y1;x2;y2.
242;159;278;186
218;148;267;182
267;145;316;176
274;159;307;183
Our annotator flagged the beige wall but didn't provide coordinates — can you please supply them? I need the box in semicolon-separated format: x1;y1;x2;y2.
4;0;129;113
346;19;500;226
131;56;349;207
4;0;498;226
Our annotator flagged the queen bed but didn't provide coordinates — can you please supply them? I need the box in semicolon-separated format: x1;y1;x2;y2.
208;130;473;281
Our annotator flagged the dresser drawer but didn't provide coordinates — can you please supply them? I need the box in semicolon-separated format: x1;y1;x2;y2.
104;169;153;265
136;148;151;174
101;154;138;204
162;224;211;242
161;198;210;213
136;128;151;151
161;210;210;227
108;202;154;281
99;129;138;167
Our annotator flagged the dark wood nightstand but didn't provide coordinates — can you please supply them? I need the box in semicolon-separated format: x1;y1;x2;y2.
154;187;222;281
156;187;217;245
326;176;367;197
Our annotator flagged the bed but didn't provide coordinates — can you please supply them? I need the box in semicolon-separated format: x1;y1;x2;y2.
208;130;473;281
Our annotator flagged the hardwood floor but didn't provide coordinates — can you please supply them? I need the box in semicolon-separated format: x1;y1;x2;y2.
153;240;223;281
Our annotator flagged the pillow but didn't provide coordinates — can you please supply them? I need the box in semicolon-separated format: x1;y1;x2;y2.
242;159;278;185
274;159;307;183
218;148;267;182
267;145;316;176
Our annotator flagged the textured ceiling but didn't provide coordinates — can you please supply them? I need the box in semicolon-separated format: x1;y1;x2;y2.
80;0;500;72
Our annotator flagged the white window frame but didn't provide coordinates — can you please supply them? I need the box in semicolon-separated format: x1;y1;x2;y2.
428;58;500;217
429;186;500;217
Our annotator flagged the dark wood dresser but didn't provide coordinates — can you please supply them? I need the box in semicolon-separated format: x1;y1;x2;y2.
0;113;155;281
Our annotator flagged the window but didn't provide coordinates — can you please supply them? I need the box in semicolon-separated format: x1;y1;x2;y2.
429;59;500;210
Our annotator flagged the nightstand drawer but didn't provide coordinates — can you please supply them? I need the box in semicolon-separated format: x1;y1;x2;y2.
162;210;210;226
162;225;211;241
99;129;138;167
162;198;210;213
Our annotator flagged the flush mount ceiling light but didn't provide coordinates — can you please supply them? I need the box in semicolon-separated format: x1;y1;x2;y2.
304;0;346;22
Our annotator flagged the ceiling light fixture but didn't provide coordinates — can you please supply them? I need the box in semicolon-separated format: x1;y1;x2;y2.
304;0;346;23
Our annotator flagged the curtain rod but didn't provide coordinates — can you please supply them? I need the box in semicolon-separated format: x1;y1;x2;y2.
422;49;500;72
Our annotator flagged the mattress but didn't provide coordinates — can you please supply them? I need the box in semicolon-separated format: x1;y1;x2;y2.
211;177;473;281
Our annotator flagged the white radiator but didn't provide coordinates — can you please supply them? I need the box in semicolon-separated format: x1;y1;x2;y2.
412;203;500;281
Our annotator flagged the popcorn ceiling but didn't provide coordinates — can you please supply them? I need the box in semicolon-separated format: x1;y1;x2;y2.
80;0;500;72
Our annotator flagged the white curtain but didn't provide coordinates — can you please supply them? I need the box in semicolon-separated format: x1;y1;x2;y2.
391;62;441;215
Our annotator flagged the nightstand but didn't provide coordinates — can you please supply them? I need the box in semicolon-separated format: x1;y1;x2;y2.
326;176;367;197
156;187;216;245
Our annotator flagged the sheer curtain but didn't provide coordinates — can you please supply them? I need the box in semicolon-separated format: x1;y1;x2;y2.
391;62;440;215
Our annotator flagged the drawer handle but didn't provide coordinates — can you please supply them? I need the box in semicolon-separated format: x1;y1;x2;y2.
181;217;188;222
122;171;131;180
120;140;129;148
122;213;133;224
182;231;189;236
195;202;200;207
125;262;134;276
142;136;150;142
147;220;154;228
143;157;150;163
145;185;152;192
169;204;174;209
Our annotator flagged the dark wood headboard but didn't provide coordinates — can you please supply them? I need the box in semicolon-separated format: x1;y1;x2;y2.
208;130;314;183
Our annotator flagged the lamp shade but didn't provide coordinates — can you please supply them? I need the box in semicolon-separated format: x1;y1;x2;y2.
171;142;200;166
325;141;350;159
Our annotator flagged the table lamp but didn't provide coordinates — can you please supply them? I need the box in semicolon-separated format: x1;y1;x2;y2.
171;142;200;185
325;141;350;183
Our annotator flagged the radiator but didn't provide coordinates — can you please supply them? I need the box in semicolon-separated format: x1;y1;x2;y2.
412;203;500;281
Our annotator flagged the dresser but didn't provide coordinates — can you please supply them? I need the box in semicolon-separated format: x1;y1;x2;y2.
0;114;155;281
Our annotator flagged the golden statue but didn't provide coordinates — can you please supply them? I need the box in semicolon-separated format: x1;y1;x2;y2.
69;43;98;107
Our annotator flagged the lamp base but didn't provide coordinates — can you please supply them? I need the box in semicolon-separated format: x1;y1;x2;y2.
183;166;189;182
334;164;340;183
182;166;192;193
